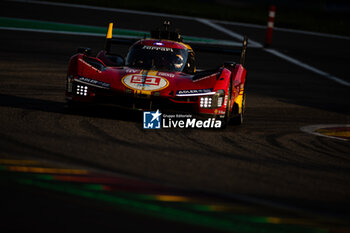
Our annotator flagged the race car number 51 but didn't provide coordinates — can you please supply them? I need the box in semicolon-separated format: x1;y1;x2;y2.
122;74;169;91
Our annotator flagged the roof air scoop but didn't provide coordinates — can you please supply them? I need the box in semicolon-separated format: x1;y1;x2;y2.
163;20;171;31
150;20;183;42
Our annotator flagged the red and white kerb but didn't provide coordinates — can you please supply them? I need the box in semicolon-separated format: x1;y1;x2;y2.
265;5;276;47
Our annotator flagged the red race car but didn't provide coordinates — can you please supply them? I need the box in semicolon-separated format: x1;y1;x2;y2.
65;21;247;126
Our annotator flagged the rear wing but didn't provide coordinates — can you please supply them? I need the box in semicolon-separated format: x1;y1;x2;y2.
104;22;248;66
190;35;248;66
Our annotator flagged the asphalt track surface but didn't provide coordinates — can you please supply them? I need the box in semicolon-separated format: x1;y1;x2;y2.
1;1;350;233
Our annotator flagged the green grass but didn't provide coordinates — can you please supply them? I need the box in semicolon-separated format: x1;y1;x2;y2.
46;0;350;36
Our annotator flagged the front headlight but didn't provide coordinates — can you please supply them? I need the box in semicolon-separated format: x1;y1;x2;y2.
199;90;225;109
66;75;73;93
200;96;212;108
76;84;88;96
217;96;224;107
213;90;225;108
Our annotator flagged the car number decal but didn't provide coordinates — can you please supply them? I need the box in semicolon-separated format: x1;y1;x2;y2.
122;74;169;91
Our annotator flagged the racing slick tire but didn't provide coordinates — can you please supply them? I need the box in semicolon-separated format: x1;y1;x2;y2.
64;100;83;112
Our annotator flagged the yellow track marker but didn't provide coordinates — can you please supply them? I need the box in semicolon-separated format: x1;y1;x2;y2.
154;195;190;202
6;166;88;175
316;129;350;138
267;217;319;226
0;159;40;165
106;22;113;39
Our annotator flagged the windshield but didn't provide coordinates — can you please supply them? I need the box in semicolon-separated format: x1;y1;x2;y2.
126;44;188;72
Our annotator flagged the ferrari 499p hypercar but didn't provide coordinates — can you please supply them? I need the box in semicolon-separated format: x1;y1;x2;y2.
65;21;247;125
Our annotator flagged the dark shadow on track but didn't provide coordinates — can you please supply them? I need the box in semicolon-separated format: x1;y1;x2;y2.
1;95;349;174
0;93;140;122
1;181;219;233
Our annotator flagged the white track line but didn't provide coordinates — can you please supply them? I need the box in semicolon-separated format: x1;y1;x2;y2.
274;27;350;41
11;0;350;41
0;26;105;37
197;19;262;40
10;0;196;20
263;48;350;87
212;19;350;41
211;19;266;29
196;19;262;48
199;20;350;87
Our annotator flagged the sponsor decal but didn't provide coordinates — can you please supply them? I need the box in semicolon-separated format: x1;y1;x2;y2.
193;73;217;82
126;69;140;74
176;88;215;96
176;89;213;95
122;74;169;91
78;58;101;73
77;76;110;88
143;110;222;129
157;72;175;78
142;45;173;52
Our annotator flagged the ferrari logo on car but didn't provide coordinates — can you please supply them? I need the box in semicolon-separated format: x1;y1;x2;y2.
122;74;169;91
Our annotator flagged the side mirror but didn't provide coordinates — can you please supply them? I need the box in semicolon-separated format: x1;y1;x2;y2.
106;54;125;66
77;47;91;55
223;62;236;71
